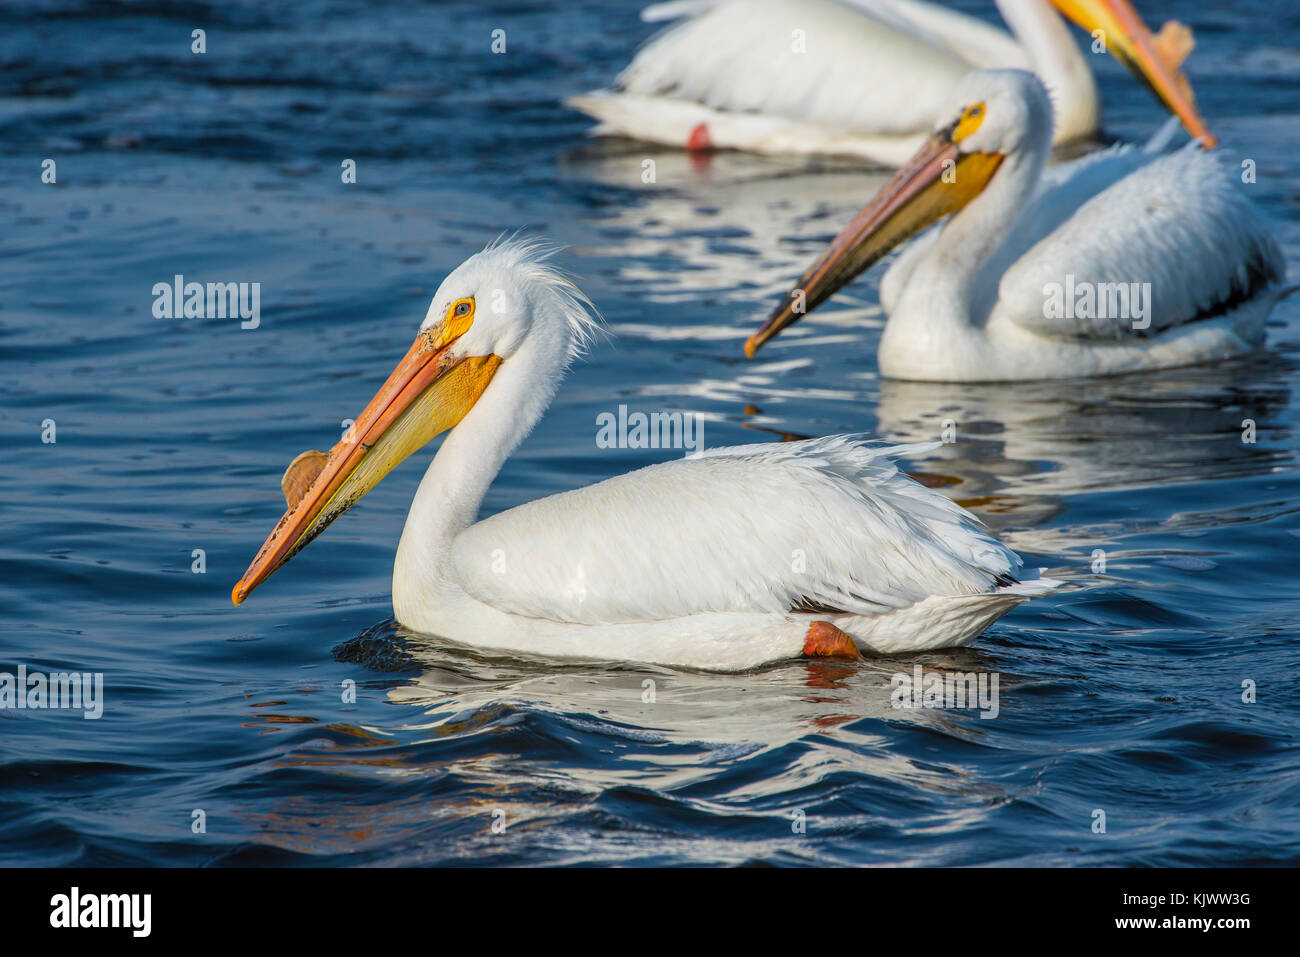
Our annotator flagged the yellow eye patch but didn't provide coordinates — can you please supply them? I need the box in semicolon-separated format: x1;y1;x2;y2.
952;102;986;142
428;296;476;349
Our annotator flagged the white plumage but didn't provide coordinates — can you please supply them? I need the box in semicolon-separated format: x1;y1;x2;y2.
997;145;1282;342
569;0;1105;164
453;435;1020;623
385;241;1057;669
233;239;1057;671
751;71;1288;381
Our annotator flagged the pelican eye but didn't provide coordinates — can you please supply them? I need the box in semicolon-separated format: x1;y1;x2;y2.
433;297;476;346
952;101;987;142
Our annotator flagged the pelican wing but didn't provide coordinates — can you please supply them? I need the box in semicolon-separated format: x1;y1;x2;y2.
450;436;1022;625
642;0;1026;66
840;0;1028;70
998;145;1285;341
611;0;976;137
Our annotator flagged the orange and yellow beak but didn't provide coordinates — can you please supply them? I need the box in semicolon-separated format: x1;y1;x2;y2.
1051;0;1215;147
231;310;500;606
745;122;1003;356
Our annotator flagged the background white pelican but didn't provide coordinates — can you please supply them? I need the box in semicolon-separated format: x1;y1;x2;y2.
232;239;1056;670
745;69;1288;381
567;0;1214;165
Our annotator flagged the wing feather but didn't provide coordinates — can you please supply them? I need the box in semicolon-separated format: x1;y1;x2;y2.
450;436;1022;625
613;0;971;137
998;145;1284;341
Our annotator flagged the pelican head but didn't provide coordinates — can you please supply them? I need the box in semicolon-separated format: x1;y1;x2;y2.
232;238;599;605
1047;0;1215;148
746;70;1048;356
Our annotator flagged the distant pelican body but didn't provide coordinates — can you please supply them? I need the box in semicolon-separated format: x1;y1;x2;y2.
745;69;1287;381
232;240;1056;670
568;0;1214;165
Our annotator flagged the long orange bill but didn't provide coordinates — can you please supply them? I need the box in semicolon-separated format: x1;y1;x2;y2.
231;329;500;605
745;132;1003;356
1051;0;1216;147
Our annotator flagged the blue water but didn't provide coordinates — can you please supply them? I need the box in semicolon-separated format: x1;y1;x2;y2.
3;0;1299;866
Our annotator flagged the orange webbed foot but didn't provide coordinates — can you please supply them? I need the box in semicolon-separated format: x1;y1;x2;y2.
802;621;861;660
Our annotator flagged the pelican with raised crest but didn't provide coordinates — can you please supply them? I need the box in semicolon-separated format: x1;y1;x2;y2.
231;240;1056;670
745;69;1287;380
568;0;1213;165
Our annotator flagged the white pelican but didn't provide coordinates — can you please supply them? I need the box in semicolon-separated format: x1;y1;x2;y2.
568;0;1214;165
231;239;1057;671
745;69;1288;381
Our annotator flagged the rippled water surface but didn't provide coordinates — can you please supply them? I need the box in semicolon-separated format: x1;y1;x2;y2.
3;0;1300;866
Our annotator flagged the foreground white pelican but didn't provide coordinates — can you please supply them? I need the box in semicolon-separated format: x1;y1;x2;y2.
232;240;1056;670
568;0;1214;165
745;69;1287;381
